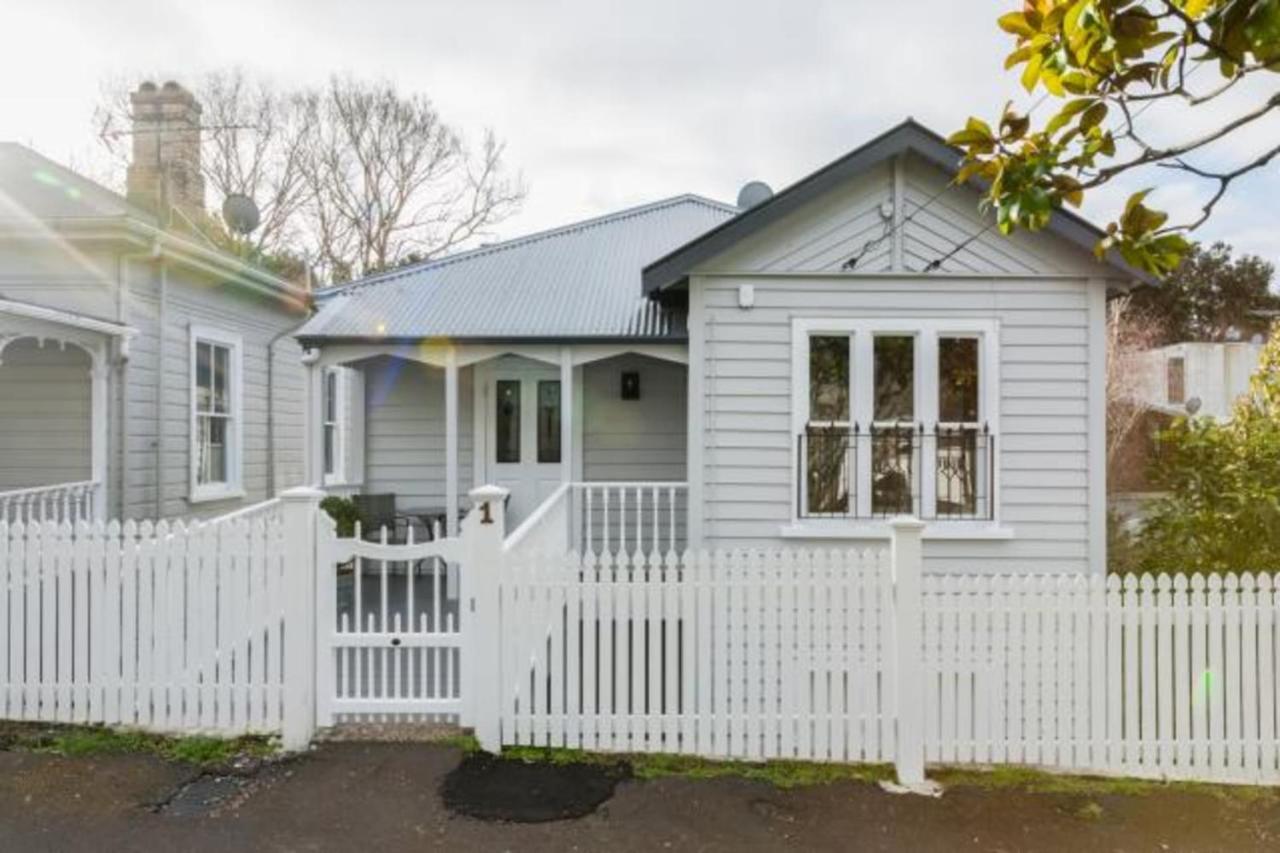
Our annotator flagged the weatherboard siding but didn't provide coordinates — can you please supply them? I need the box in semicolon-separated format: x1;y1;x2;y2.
0;339;92;489
121;265;307;520
690;271;1099;574
0;243;307;520
704;154;1099;279
362;358;476;511
582;354;687;483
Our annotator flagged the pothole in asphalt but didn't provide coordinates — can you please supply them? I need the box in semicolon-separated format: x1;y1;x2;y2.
154;773;250;817
441;752;628;823
151;759;288;818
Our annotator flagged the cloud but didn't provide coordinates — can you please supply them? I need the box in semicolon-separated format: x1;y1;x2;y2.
3;0;1277;270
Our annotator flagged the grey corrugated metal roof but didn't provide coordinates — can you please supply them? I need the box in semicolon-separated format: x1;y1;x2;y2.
298;194;737;342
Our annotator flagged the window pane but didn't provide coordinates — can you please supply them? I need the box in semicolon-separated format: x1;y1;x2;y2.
939;337;980;423
197;415;228;485
1167;357;1185;405
495;380;521;463
325;371;338;423
809;336;850;422
805;426;849;514
212;345;230;414
196;342;212;412
871;426;915;515
324;424;336;476
874;336;914;422
537;380;561;464
936;427;979;516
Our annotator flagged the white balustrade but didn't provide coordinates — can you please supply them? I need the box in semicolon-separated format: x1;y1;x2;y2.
0;480;100;525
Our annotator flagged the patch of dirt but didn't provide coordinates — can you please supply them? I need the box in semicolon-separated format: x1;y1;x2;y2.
441;752;628;823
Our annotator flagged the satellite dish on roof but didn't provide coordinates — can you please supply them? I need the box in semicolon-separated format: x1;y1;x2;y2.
737;181;773;210
222;193;261;236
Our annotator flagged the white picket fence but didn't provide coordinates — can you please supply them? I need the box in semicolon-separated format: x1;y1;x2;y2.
496;534;1280;785
4;483;1280;788
0;516;289;734
498;547;894;763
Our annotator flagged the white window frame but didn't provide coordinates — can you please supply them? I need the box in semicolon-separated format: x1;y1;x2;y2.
322;366;347;485
189;325;245;504
786;317;1007;539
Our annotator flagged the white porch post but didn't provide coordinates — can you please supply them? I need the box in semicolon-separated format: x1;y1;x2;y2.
89;342;109;521
560;346;573;485
445;346;459;536
306;356;325;487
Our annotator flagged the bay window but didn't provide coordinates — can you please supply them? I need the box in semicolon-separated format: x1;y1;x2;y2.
793;319;997;523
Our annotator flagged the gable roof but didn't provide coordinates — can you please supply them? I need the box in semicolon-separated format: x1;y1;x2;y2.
298;195;737;343
0;142;305;302
641;119;1153;293
0;142;154;224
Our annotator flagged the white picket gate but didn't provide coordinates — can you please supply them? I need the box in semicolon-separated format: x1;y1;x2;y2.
0;516;288;735
317;526;465;721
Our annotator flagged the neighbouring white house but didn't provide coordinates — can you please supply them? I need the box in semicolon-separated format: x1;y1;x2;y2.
298;119;1149;573
0;81;311;523
1130;338;1266;421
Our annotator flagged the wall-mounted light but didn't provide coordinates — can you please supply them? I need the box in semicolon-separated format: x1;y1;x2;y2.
621;371;641;400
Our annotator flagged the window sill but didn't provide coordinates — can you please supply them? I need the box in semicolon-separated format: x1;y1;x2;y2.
779;521;1014;541
189;485;247;505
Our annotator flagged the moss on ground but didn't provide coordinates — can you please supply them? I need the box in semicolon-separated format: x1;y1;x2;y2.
0;721;275;769
495;744;1280;800
500;745;894;789
934;764;1280;803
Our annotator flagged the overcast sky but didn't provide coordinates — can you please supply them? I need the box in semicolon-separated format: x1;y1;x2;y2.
4;0;1278;268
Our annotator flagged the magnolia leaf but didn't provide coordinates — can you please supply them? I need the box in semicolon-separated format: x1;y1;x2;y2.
997;11;1037;37
1021;52;1044;92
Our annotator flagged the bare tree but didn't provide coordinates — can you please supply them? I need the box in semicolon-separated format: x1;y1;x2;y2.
298;76;525;281
92;71;525;284
196;70;311;256
1106;294;1166;477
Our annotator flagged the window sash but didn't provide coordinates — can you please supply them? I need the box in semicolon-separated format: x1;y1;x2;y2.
800;326;992;520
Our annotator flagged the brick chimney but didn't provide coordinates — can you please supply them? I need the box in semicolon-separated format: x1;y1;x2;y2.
125;80;206;224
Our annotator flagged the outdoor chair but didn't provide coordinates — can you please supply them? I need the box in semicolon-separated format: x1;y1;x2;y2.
352;493;411;544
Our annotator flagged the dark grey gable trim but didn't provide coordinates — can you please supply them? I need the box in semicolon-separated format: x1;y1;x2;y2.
641;119;1153;292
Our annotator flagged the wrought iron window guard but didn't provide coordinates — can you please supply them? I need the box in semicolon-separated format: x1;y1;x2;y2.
797;423;995;521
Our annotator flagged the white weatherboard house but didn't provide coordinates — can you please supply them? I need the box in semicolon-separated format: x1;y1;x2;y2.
0;82;310;523
300;120;1148;574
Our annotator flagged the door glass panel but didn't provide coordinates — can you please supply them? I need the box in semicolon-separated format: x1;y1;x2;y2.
537;380;561;463
939;337;979;422
874;335;914;422
495;380;520;463
809;335;850;422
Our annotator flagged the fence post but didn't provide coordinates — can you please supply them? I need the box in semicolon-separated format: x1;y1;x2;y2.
462;484;509;753
280;486;324;751
890;516;927;788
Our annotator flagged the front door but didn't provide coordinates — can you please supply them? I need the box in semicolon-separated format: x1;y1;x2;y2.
484;363;563;527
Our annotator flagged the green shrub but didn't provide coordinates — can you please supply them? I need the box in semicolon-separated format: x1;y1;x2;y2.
1131;327;1280;573
320;495;361;538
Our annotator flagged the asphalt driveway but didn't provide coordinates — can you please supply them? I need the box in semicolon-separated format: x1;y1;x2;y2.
2;740;1278;852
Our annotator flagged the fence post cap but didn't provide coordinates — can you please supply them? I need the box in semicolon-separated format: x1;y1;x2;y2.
468;484;510;504
888;515;926;532
280;486;326;503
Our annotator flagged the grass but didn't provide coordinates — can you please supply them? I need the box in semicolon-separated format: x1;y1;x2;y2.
499;745;894;788
933;764;1280;803
0;721;276;769
494;744;1280;801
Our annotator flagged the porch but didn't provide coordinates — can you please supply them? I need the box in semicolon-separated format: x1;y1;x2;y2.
0;297;131;524
308;342;690;553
